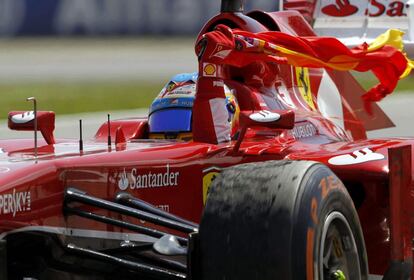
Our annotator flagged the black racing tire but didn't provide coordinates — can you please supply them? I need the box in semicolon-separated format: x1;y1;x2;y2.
199;160;369;280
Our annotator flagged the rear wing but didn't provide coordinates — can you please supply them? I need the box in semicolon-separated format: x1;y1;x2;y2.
283;0;414;54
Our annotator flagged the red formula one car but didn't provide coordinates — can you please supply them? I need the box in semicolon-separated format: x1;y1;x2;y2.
1;0;414;279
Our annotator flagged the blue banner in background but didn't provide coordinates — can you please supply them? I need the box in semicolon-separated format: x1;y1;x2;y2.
0;0;279;36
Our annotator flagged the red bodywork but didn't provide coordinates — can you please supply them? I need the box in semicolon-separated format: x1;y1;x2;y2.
0;9;412;278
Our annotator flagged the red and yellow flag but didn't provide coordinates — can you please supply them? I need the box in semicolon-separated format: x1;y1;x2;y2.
202;25;414;113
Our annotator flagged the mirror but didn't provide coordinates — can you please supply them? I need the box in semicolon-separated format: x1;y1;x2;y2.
240;109;294;130
233;109;295;152
8;111;56;144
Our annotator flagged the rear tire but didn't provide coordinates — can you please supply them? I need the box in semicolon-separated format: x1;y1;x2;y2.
199;160;368;280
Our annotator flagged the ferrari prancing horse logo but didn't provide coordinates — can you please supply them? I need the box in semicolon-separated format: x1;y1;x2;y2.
295;67;316;110
202;166;222;204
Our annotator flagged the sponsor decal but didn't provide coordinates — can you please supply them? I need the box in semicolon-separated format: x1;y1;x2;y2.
212;44;224;53
249;110;280;122
367;0;407;17
235;40;244;51
117;165;180;190
306;175;343;279
203;63;217;77
234;35;259;49
290;123;318;139
11;111;35;124
295;67;315;110
321;0;358;17
213;49;231;59
243;36;256;46
0;189;31;217
328;148;384;165
213;80;224;87
162;84;196;98
321;0;408;17
167;81;176;91
202;167;222;204
169;84;196;96
211;45;232;59
150;97;194;113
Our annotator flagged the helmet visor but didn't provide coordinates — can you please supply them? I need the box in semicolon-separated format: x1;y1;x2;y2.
149;108;192;133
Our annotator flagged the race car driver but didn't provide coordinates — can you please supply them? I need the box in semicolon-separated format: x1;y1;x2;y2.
148;72;240;142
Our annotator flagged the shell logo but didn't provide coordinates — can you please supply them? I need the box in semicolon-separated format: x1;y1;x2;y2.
203;63;217;77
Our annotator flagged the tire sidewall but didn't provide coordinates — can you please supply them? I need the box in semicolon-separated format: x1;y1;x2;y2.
292;165;369;280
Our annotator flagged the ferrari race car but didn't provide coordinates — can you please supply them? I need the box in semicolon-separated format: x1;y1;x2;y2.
1;0;414;279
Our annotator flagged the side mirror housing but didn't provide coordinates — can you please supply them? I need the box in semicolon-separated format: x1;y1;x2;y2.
8;111;56;144
234;109;295;153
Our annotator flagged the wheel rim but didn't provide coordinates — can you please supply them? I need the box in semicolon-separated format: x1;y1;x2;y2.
319;211;362;280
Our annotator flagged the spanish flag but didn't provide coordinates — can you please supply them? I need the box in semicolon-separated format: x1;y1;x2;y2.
206;25;414;113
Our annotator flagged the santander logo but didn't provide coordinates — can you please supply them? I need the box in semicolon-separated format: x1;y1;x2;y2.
321;0;358;17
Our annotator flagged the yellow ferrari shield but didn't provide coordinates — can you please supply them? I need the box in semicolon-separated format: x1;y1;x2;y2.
202;171;219;204
295;67;315;110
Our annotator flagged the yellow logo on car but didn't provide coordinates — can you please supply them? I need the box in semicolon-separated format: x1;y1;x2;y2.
203;63;217;77
202;171;219;204
295;67;315;110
